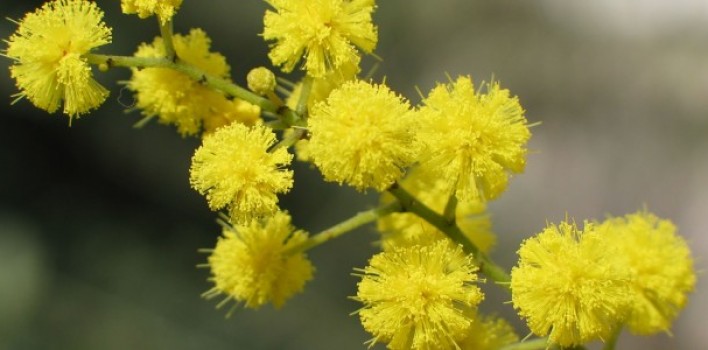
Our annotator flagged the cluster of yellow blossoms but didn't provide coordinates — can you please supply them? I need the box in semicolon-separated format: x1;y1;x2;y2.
3;1;696;349
512;211;695;347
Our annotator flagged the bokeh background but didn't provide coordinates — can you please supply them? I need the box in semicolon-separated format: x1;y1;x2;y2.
1;0;707;349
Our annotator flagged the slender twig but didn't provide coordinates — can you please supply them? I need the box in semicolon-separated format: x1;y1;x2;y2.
387;183;511;287
158;18;176;61
442;194;457;223
85;54;304;128
286;201;401;254
295;75;313;117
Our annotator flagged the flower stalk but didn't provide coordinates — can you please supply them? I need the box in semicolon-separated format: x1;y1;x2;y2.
84;53;303;127
387;182;512;287
286;201;402;254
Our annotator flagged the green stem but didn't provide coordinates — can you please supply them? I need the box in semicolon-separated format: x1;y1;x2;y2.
602;325;622;350
85;53;304;127
387;183;511;288
272;127;307;151
295;76;313;117
158;18;176;61
286;201;401;254
443;194;457;223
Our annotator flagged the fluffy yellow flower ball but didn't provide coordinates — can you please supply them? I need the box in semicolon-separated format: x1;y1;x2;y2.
263;0;377;78
203;211;314;310
354;241;483;350
417;76;531;202
510;220;632;347
308;80;417;191
189;122;293;224
5;0;112;119
597;211;696;335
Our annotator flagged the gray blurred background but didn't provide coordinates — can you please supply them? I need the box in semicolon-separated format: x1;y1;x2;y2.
1;0;706;349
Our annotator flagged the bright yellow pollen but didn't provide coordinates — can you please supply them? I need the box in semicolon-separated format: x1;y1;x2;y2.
189;122;294;224
597;210;696;335
5;0;112;119
417;76;530;202
263;0;377;78
204;211;314;310
511;220;632;347
355;241;483;350
308;80;417;191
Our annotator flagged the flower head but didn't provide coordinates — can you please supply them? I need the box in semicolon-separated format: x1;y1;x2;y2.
5;0;112;118
263;0;377;78
354;241;483;350
128;29;257;136
308;80;417;191
417;76;530;202
203;211;314;310
510;220;631;347
378;168;495;253
597;211;696;334
189;122;293;224
121;0;183;24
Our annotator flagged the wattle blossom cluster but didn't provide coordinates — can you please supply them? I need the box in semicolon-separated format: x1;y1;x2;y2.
3;1;697;350
511;212;695;347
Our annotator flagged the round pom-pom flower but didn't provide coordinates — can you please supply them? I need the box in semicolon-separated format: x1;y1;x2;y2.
128;29;257;136
511;220;632;347
597;210;696;335
417;76;531;202
263;0;377;78
5;0;112;118
354;241;484;350
203;211;314;310
308;80;417;191
121;0;183;24
190;122;293;224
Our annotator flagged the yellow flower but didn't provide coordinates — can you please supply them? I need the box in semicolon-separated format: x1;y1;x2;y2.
127;29;256;136
354;241;483;350
597;211;696;335
189;122;293;224
308;80;417;191
458;313;519;350
510;220;632;347
121;0;183;24
263;0;377;78
417;76;530;202
5;0;111;118
203;211;314;310
378;168;496;253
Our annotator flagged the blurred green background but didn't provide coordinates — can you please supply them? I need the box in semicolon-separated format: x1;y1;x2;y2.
1;1;707;349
